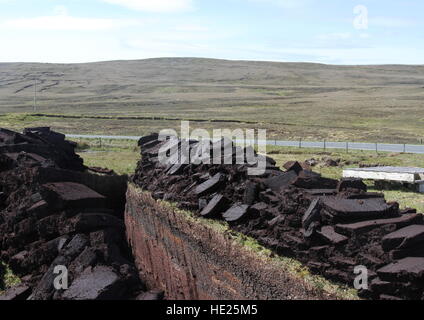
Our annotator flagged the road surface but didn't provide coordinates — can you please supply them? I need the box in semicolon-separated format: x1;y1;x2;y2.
66;134;424;154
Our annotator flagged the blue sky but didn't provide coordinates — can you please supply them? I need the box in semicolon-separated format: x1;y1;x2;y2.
0;0;423;64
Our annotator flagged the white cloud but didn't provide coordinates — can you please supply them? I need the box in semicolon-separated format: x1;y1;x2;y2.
174;24;209;32
317;33;352;41
1;9;140;31
100;0;194;13
370;17;415;28
229;44;424;65
248;0;306;9
53;5;69;16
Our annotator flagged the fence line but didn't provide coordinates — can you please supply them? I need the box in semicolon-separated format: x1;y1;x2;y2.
66;134;424;155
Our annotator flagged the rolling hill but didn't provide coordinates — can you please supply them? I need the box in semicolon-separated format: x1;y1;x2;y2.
0;58;424;142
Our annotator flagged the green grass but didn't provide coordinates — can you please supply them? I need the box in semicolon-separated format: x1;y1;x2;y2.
75;138;139;175
80;149;139;175
3;111;424;146
0;262;21;294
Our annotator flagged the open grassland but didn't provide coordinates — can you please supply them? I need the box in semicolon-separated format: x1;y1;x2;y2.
1;58;424;143
76;138;139;175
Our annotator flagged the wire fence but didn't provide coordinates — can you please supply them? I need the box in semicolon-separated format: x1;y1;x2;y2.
66;134;424;155
263;139;424;154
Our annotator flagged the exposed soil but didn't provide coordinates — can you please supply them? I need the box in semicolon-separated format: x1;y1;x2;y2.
0;127;160;300
132;134;424;300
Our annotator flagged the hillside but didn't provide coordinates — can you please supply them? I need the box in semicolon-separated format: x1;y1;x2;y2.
1;58;424;142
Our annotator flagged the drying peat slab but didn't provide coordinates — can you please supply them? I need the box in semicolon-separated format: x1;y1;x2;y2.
0;127;155;300
132;135;424;300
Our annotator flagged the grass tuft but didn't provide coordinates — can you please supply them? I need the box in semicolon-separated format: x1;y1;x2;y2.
0;262;21;293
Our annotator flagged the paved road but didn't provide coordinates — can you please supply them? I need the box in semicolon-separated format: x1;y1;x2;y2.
66;134;424;154
67;134;141;140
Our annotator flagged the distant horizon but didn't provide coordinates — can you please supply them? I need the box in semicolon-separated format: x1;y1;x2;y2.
1;1;423;65
1;56;424;67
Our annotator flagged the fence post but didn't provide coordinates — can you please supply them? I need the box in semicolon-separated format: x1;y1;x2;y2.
375;143;378;154
403;144;406;153
324;139;326;151
346;142;348;153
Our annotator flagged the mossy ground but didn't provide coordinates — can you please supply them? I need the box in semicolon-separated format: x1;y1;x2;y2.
0;262;21;294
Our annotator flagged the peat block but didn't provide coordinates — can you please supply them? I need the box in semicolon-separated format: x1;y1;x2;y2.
194;173;226;196
138;133;159;147
390;246;424;260
132;132;424;300
302;198;321;230
243;182;259;205
68;213;124;234
293;171;338;189
223;204;251;223
0;284;31;300
304;189;337;196
41;182;107;210
62;266;126;300
136;289;164;301
283;161;303;174
335;214;423;236
167;164;185;176
200;194;229;218
316;226;348;246
337;178;367;192
377;257;424;282
0;127;143;300
264;171;297;192
382;225;424;252
322;198;393;223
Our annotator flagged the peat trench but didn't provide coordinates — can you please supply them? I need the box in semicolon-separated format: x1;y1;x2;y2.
132;134;424;301
0;127;161;300
0;128;423;300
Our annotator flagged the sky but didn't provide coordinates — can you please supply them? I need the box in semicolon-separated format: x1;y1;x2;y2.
0;0;423;64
